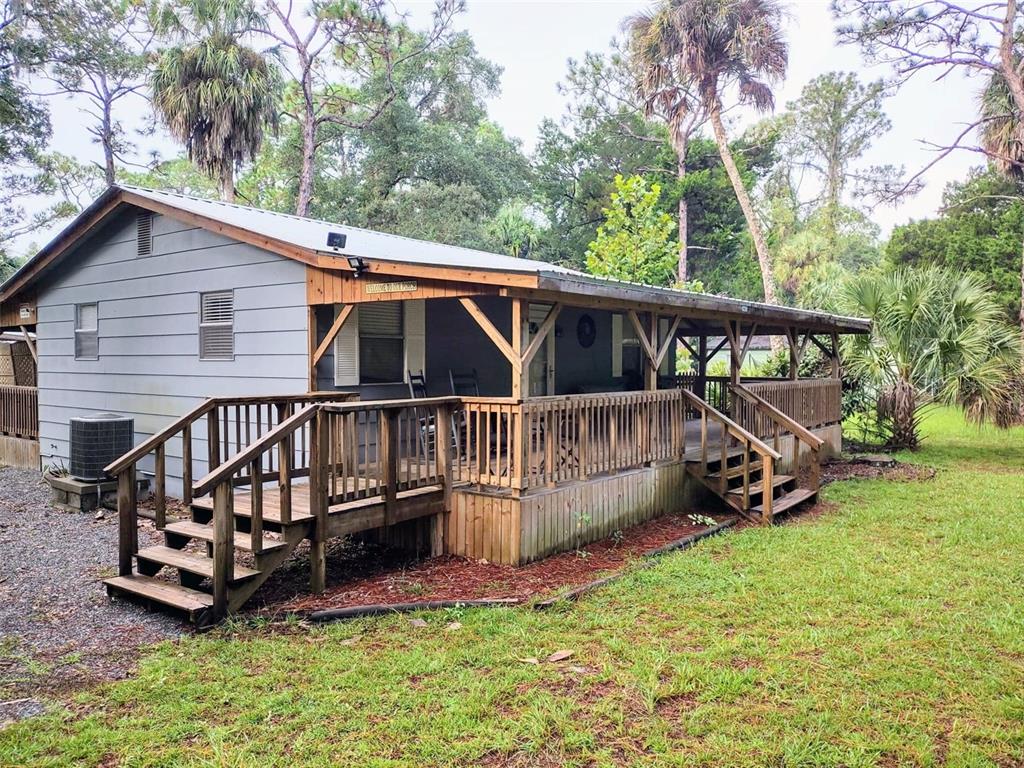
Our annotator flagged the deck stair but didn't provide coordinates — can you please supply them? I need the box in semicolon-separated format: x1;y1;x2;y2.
101;393;455;626
680;386;822;523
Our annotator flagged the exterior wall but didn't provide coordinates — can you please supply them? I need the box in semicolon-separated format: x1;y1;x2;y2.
313;297;673;400
774;424;842;473
34;209;309;494
448;461;711;565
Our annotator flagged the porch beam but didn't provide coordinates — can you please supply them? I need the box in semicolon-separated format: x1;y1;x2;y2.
786;327;800;380
459;297;521;374
675;332;698;360
312;304;354;368
655;315;683;369
830;332;841;379
807;333;833;358
740;323;759;363
521;302;562;370
707;336;728;361
627;310;657;363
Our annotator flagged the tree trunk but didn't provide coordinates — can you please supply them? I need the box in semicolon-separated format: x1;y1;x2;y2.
709;107;782;353
295;75;317;217
671;132;688;285
101;100;116;186
219;162;234;202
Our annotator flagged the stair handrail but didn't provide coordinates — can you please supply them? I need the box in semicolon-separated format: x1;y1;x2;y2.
731;384;823;492
679;389;781;461
679;388;782;522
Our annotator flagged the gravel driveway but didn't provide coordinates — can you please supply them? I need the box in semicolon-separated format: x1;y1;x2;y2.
0;466;184;719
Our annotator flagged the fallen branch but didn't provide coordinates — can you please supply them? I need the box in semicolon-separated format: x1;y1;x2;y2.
533;517;741;609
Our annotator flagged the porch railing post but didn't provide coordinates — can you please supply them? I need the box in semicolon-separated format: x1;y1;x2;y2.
309;407;327;593
434;402;453;555
207;408;220;473
211;481;234;619
381;407;399;524
117;466;137;576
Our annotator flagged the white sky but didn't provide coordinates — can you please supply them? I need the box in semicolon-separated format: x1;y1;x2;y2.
31;0;983;251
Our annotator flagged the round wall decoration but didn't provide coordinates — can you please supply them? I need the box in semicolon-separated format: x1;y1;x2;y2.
576;314;597;348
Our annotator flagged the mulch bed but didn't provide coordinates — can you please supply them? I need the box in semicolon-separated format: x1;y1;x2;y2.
273;454;932;617
277;509;729;615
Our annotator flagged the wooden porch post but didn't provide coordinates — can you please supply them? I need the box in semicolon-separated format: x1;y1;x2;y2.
830;332;841;379
786;327;799;381
628;310;659;391
511;299;525;399
458;298;521;397
697;335;708;400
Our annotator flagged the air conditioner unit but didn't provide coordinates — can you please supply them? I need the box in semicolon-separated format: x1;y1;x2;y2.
69;413;134;481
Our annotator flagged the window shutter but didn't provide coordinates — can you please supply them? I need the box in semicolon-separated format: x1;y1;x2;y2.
659;317;672;376
611;313;623;377
199;291;234;360
404;299;425;381
334;305;359;386
137;211;153;256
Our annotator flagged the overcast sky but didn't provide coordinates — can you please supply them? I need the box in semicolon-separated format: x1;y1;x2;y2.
33;0;983;250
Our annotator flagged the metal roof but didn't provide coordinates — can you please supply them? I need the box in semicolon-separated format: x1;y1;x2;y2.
0;185;870;334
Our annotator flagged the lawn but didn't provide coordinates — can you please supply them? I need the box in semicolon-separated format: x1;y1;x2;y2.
2;409;1023;767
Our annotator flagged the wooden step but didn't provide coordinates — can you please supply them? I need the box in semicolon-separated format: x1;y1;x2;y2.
135;545;261;582
190;496;314;525
727;475;795;498
706;461;763;481
164;520;286;553
682;445;751;464
750;488;816;518
104;574;213;619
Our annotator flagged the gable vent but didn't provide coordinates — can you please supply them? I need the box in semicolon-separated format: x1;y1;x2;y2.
136;211;153;256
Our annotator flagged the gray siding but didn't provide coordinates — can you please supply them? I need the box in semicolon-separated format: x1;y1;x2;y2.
35;210;309;494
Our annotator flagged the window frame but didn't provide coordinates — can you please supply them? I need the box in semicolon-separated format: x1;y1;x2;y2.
198;290;235;361
74;302;99;360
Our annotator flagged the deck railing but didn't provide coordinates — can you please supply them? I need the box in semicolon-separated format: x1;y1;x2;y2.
0;385;37;439
743;378;841;430
676;374;730;413
105;392;357;560
454;390;689;491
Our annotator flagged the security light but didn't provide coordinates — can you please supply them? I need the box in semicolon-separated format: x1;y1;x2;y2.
347;255;368;277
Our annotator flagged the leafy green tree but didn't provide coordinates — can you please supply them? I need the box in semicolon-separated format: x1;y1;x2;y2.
585;174;677;285
150;0;282;200
885;167;1023;324
781;72;906;236
40;0;153;184
841;265;1020;449
629;0;787;310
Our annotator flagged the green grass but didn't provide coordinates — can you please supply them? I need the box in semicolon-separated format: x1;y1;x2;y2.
3;409;1023;767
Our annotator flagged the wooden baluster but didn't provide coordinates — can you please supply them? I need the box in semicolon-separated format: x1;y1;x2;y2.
154;444;166;530
277;403;291;524
719;427;728;496
207;409;220;474
309;409;328;593
809;445;821;492
700;410;708;474
222;406;230;463
761;457;774;524
211;481;234;619
182;424;193;506
742;439;750;510
381;408;399;524
117;466;137;576
249;458;263;555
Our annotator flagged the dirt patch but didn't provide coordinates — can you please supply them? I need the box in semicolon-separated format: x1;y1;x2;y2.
275;510;731;615
822;456;936;484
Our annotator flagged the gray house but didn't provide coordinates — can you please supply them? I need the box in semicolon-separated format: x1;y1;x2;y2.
0;185;868;623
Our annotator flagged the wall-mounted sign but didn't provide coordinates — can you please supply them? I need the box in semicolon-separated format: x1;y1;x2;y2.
365;280;418;295
18;304;33;320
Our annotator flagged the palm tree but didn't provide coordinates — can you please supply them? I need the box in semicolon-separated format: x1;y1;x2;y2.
841;266;1020;449
979;71;1024;338
150;0;281;201
627;17;704;284
629;0;786;306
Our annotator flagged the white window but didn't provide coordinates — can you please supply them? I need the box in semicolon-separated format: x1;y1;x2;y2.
333;300;425;387
75;303;99;360
199;291;234;360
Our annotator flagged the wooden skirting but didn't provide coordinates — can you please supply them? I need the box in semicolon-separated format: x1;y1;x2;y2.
448;460;710;566
0;435;39;469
